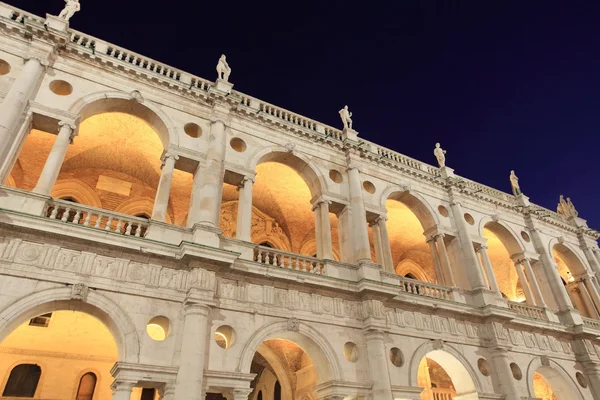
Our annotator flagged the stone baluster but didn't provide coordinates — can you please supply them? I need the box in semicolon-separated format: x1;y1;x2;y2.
173;302;211;399
312;200;333;259
151;152;179;222
346;165;371;263
0;53;51;172
32;121;77;195
427;237;446;285
521;258;547;307
435;234;456;287
187;117;228;227
363;329;393;400
477;245;501;294
513;260;535;305
236;176;254;242
111;381;136;400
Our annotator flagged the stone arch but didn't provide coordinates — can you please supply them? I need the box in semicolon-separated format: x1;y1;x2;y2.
396;259;432;282
4;174;16;187
0;287;140;363
113;197;172;224
479;219;526;256
238;320;343;384
526;357;584;400
380;187;439;231
409;341;482;396
255;343;294;400
69;91;178;149
248;147;326;198
299;239;340;261
51;179;103;208
549;239;589;276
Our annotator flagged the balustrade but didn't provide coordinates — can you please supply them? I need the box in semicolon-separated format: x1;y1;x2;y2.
397;276;453;301
582;317;600;330
106;47;182;81
190;77;211;92
324;126;344;141
44;200;148;238
70;32;96;51
258;103;318;131
431;388;455;400
508;301;547;320
253;246;325;275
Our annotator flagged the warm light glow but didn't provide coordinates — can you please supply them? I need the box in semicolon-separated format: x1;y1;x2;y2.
214;331;228;348
533;372;556;400
483;228;521;301
146;323;166;341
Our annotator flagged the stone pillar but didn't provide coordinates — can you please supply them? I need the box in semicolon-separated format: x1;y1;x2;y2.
32;121;76;195
583;362;600;400
111;381;136;400
377;216;394;272
151;153;179;222
173;303;211;399
448;199;488;290
336;206;352;263
347;166;371;263
0;56;48;166
583;275;600;315
477;245;501;294
313;200;333;259
593;249;600;269
513;260;535;305
187;118;227;228
489;348;522;400
522;258;547;307
435;234;456;287
578;281;600;318
236;176;254;242
370;218;384;267
527;227;574;313
427;238;445;285
364;330;393;400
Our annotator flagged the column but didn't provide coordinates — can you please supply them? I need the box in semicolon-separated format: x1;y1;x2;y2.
477;245;501;294
377;216;394;272
236;176;254;241
435;234;456;287
364;330;393;400
173;303;211;399
336;206;352;263
347;166;371;263
522;258;547;307
489;348;522;400
427;238;445;285
593;249;600;269
513;260;535;305
583;362;600;400
187;118;227;228
448;199;488;290
0;56;48;166
578;281;600;318
582;276;600;317
370;218;384;267
528;228;574;312
111;381;135;400
151;153;179;222
313;200;333;259
32;121;76;195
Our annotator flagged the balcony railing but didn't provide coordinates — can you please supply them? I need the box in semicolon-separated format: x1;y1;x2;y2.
44;199;149;237
253;246;325;275
397;276;453;301
582;317;600;330
431;388;455;400
508;301;547;320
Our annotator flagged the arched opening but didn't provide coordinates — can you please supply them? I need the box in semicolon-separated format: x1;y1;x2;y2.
532;366;582;400
2;364;41;397
6;97;192;227
415;350;479;400
383;191;439;283
553;243;598;318
249;339;317;400
482;222;526;302
0;310;118;400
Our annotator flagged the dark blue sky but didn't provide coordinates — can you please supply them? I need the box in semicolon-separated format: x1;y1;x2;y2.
12;0;600;228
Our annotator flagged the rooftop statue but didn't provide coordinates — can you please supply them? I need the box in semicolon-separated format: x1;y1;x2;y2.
58;0;80;21
557;195;579;220
567;197;579;218
339;105;353;130
216;54;231;82
509;170;521;196
433;143;447;168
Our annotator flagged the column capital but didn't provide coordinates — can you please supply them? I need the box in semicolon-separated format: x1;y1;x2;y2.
24;53;53;68
162;152;180;162
479;244;489;251
210;116;228;127
182;301;211;316
58;120;77;131
311;199;331;211
110;380;136;392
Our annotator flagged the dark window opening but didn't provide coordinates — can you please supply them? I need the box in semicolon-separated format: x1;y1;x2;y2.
29;313;52;327
140;388;156;400
2;364;41;397
274;381;281;400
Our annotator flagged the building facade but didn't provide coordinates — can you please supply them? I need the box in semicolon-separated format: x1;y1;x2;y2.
0;2;599;400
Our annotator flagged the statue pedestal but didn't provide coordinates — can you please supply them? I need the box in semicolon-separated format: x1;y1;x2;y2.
440;166;454;179
214;79;233;94
515;194;530;207
44;14;69;32
343;128;359;142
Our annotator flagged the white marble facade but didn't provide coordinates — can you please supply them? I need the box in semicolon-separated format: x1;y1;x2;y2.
0;2;599;400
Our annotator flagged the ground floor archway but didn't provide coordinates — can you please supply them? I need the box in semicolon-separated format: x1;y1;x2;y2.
528;359;584;400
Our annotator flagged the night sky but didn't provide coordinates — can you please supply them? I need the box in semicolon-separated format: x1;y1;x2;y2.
10;0;600;228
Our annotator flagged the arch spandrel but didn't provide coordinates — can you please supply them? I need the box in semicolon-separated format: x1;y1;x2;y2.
237;320;343;384
526;357;584;400
0;287;140;363
69;91;179;150
247;146;327;199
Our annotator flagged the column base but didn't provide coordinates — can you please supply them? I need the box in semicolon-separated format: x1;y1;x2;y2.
556;307;583;326
44;14;69;31
465;287;500;307
214;79;234;94
357;260;382;281
192;223;223;248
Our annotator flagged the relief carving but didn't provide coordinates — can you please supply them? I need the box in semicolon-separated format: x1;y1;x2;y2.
70;283;89;302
